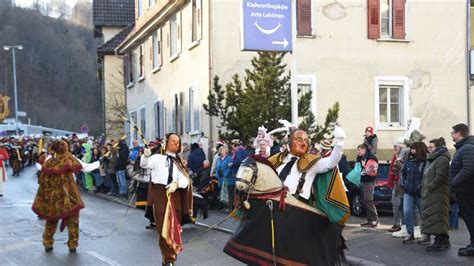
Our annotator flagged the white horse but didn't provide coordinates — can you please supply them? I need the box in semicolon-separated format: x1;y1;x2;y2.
235;156;327;218
225;156;345;265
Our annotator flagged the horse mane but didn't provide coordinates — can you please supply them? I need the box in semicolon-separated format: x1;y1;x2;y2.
250;154;278;175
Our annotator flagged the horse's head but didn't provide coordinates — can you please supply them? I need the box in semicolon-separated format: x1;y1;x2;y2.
236;156;258;192
236;156;282;193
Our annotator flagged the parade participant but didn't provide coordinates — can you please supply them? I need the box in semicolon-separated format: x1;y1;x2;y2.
32;140;99;253
268;126;349;224
319;139;333;158
253;126;273;157
140;133;193;266
0;144;9;197
82;142;94;191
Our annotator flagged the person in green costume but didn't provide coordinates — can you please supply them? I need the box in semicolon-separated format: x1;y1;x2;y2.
82;143;94;191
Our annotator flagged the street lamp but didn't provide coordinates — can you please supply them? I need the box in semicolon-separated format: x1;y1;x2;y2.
3;45;23;135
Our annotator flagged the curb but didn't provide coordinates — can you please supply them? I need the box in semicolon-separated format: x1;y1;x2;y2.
193;222;234;235
88;191;236;235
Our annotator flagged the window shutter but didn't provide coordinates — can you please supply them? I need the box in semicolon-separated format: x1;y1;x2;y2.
154;102;158;138
297;0;311;36
123;54;129;85
170;95;176;132
197;0;202;40
150;37;153;66
192;84;200;132
185;88;191;133
367;0;380;39
179;92;185;135
140;107;146;143
177;11;182;54
392;0;405;39
159;100;165;138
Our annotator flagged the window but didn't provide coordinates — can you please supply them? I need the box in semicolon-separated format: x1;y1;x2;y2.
185;82;201;133
154;100;165;139
297;75;317;122
368;0;405;40
170;14;177;57
380;0;391;37
148;0;156;8
191;0;202;42
130;111;138;141
138;0;144;17
140;107;146;143
297;0;312;36
375;77;409;129
169;12;181;58
152;29;162;69
139;44;145;78
125;52;134;85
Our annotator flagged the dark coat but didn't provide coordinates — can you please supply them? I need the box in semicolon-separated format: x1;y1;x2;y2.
187;145;206;173
116;142;129;171
363;134;378;155
401;156;427;197
357;153;378;183
421;148;450;235
449;136;474;194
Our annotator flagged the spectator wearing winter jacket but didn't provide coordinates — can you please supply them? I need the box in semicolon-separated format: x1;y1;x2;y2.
357;144;379;228
388;138;405;233
363;126;378;155
449;123;474;256
401;142;428;244
187;143;206;175
420;138;451;251
116;140;129;197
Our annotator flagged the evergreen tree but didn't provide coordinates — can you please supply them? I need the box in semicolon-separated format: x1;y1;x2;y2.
204;51;339;146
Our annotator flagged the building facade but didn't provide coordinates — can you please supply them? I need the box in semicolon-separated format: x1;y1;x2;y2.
117;0;470;160
93;0;135;140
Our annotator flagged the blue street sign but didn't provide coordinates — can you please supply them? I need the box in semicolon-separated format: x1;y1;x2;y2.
241;0;292;52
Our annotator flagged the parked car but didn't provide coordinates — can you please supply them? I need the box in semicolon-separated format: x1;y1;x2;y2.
343;161;393;217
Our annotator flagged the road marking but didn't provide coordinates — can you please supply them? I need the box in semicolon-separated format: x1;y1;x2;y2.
0;241;35;255
87;251;121;266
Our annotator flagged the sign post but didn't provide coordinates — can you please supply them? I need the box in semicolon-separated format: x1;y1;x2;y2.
242;0;298;124
241;0;292;52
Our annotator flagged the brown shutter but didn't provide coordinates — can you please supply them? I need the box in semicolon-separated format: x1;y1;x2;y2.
367;0;380;39
392;0;405;39
297;0;311;36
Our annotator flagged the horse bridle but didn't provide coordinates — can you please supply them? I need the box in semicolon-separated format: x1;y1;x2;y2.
236;156;284;194
235;156;259;192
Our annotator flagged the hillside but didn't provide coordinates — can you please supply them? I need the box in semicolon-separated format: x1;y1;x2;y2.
0;2;102;135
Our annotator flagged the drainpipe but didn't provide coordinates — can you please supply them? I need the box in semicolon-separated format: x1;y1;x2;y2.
467;0;472;130
208;0;214;156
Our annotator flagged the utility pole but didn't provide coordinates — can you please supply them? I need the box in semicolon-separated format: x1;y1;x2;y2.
3;45;23;135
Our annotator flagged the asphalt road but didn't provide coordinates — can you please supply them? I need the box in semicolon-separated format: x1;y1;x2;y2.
1;166;474;265
0;166;240;266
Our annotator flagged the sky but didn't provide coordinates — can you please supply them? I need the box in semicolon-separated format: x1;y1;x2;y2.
13;0;79;9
